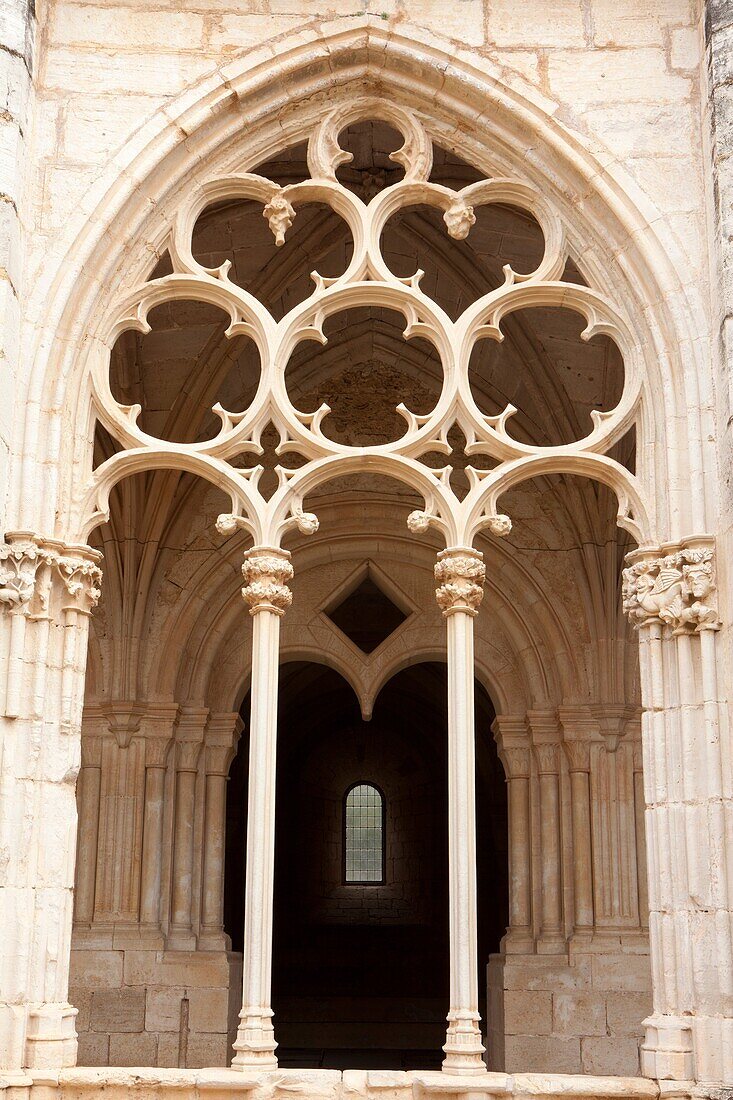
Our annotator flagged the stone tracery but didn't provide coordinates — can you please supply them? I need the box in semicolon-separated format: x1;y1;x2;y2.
0;27;729;1087
80;101;649;554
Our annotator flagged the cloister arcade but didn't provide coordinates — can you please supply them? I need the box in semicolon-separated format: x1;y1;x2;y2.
0;17;729;1100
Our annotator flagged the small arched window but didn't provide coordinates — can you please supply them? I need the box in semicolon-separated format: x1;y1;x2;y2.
344;782;385;884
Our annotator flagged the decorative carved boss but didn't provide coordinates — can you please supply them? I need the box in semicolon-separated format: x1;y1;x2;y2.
80;100;650;554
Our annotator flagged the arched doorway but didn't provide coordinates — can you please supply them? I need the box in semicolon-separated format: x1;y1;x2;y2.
225;662;507;1069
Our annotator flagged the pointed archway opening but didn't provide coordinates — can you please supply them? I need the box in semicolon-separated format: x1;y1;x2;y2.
224;661;507;1069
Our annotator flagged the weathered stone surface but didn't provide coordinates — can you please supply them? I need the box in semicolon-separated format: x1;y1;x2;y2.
90;990;146;1033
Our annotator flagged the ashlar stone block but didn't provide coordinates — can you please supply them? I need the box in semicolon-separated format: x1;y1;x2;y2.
90;988;146;1033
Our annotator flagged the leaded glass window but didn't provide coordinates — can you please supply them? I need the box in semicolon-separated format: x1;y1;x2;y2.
344;782;385;884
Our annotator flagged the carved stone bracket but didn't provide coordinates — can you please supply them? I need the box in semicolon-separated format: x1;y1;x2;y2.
623;539;720;634
241;548;294;616
434;548;485;617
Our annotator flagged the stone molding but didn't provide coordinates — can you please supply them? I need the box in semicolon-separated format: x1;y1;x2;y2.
622;539;720;633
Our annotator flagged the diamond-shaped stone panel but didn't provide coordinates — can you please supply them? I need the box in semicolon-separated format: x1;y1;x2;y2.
326;573;407;654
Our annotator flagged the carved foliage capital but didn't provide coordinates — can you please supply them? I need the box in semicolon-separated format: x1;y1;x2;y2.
533;743;560;775
57;555;103;615
501;746;531;779
622;543;720;634
434;549;485;617
0;541;55;612
241;549;293;615
562;740;591;773
0;535;102;617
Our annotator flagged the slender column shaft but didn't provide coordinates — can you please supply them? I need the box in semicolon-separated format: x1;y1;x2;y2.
531;734;565;952
200;717;241;950
201;771;226;932
632;744;649;930
508;772;531;933
74;741;102;927
232;548;293;1069
539;772;562;936
435;547;486;1075
140;764;168;928
168;739;202;947
562;740;593;934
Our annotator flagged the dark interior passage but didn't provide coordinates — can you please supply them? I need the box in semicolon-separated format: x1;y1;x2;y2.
224;661;508;1069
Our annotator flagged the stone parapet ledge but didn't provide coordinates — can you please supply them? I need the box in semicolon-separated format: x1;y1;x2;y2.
8;1069;669;1100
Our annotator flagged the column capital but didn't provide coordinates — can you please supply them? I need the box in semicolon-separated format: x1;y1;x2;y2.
434;547;485;617
622;536;720;633
80;734;103;769
241;547;293;616
0;532;103;618
533;742;560;775
204;712;243;775
562;739;590;773
500;745;531;779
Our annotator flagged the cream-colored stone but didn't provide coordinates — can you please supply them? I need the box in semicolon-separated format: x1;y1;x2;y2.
486;0;585;47
548;49;690;106
0;1;730;1088
108;1032;159;1066
145;989;184;1034
48;5;206;49
188;989;229;1035
590;955;651;993
505;1035;582;1074
552;992;607;1037
90;989;146;1033
581;1036;642;1076
606;992;653;1036
504;991;552;1036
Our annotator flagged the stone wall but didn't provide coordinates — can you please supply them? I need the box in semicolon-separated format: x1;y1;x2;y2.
487;946;652;1076
0;0;34;519
70;947;241;1067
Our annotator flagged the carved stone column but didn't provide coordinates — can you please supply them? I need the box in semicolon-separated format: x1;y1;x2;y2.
559;710;594;937
623;538;731;1083
199;713;242;951
0;534;101;1070
529;713;565;954
434;547;487;1074
139;707;177;933
232;548;293;1069
494;717;533;950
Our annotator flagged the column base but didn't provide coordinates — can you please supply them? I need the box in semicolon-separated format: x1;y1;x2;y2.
442;1011;486;1075
165;928;197;951
640;1014;694;1081
197;929;230;952
231;1007;278;1069
24;1003;78;1070
536;934;566;955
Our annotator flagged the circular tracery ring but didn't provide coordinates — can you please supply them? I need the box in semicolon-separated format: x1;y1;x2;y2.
79;99;652;550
